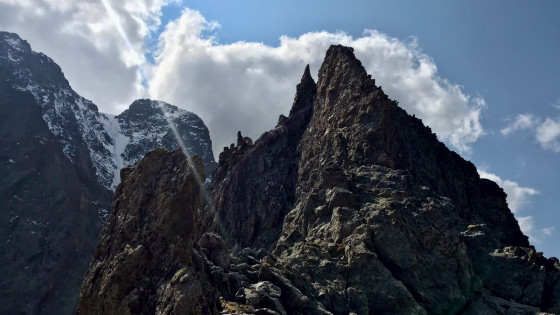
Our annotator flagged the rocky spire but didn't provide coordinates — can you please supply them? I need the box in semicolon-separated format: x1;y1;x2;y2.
316;45;379;101
289;64;316;117
78;149;219;314
78;44;560;315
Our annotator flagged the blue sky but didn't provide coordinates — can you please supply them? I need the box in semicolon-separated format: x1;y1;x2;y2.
0;0;558;257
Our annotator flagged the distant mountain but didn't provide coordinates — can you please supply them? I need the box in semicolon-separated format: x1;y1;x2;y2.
0;31;215;314
78;45;560;314
103;99;216;190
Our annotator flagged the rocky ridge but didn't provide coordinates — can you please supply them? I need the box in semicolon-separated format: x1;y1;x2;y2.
0;35;111;314
0;31;216;314
78;45;560;314
102;99;216;190
0;32;216;191
78;149;219;314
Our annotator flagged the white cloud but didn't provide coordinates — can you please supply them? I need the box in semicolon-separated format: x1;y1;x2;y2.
478;170;539;213
477;170;554;245
0;0;175;112
150;8;485;156
543;226;555;236
501;114;560;153
536;117;560;152
501;100;560;153
517;216;538;243
517;217;556;245
501;113;539;136
0;3;486;157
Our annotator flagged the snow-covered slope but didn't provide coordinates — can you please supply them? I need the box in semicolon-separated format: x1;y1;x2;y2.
1;31;117;188
100;99;215;189
0;32;215;190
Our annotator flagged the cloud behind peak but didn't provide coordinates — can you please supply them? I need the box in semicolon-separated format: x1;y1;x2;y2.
150;8;486;157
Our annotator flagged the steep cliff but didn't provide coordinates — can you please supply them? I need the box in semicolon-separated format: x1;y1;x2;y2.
79;45;560;314
0;32;112;315
78;149;219;314
0;31;216;314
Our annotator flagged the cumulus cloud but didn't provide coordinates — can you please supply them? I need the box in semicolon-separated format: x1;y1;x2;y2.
536;117;560;152
543;226;556;236
150;8;485;156
477;170;539;213
501;112;560;153
517;216;537;242
0;0;175;112
501;114;539;136
1;3;486;157
478;170;554;244
517;216;556;245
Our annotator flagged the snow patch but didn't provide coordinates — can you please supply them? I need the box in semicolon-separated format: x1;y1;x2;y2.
100;114;130;189
5;44;212;190
4;37;25;52
98;208;110;221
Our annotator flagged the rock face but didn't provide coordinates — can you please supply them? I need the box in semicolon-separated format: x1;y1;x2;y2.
103;99;217;190
0;33;111;314
0;31;216;192
0;31;216;314
208;65;316;249
78;149;220;314
79;45;560;314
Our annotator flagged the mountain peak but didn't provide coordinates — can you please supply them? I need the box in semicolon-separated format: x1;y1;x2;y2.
0;32;218;313
115;98;216;182
127;99;168;114
315;45;381;113
0;31;31;53
75;45;560;314
302;63;312;81
288;64;316;117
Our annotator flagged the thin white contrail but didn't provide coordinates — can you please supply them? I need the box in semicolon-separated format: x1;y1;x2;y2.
99;0;212;206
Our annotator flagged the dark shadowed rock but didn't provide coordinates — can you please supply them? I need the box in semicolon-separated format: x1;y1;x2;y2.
78;149;219;314
0;32;111;315
206;64;317;249
79;45;560;314
1;31;218;314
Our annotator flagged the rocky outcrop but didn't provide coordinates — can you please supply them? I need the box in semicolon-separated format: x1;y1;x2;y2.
78;149;220;314
0;31;217;314
79;45;560;314
207;65;316;249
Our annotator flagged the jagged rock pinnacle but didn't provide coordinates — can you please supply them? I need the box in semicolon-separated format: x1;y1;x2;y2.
78;44;560;315
289;64;317;117
236;131;244;147
317;45;380;105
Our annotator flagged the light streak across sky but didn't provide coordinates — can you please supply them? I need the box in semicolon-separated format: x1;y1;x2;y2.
100;0;149;86
99;0;212;206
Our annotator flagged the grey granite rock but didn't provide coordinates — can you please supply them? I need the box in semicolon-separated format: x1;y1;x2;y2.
79;45;560;314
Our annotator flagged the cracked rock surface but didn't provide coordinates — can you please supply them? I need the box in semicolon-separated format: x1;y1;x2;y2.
79;45;560;314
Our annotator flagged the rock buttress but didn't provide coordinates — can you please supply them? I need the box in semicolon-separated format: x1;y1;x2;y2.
78;149;220;314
